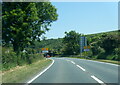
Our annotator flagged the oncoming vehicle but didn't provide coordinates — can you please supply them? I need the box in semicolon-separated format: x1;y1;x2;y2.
44;52;52;58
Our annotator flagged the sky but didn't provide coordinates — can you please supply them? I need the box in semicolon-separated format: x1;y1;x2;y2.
44;2;118;39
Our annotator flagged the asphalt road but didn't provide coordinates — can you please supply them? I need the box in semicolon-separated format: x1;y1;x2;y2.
30;57;119;84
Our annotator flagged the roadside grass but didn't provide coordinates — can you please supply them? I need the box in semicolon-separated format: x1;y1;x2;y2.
66;56;120;65
2;59;52;83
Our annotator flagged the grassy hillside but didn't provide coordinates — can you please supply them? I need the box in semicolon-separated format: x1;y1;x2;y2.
34;38;64;54
85;30;119;60
86;30;118;38
38;30;119;61
39;30;118;49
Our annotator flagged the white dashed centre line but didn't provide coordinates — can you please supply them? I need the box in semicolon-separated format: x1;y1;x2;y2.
71;61;76;64
67;59;107;84
91;75;106;85
76;65;86;72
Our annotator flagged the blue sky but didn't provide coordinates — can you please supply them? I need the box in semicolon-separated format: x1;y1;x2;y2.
44;2;118;39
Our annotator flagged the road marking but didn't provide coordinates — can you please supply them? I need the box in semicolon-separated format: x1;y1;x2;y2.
84;59;119;67
76;65;86;71
66;60;71;62
27;59;54;84
91;75;106;85
71;61;75;64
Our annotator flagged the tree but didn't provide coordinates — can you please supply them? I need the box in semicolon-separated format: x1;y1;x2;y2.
62;31;81;55
2;2;58;53
100;34;118;54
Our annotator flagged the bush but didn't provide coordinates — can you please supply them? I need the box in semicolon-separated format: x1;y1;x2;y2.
2;47;44;70
105;54;118;61
91;46;106;59
97;53;106;59
113;48;120;55
110;48;120;61
2;47;17;70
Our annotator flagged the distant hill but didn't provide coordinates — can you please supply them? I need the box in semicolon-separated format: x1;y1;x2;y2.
34;38;64;54
35;30;119;55
86;30;118;37
40;30;118;45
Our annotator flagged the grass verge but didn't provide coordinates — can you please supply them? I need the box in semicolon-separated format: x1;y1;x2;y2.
2;58;52;83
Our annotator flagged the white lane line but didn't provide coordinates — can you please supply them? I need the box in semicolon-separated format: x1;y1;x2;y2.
66;60;71;62
84;59;119;67
27;59;54;84
71;61;76;64
76;65;86;72
91;75;106;85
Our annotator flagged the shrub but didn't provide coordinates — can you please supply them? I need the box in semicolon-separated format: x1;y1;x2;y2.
2;47;45;70
106;55;118;61
97;52;106;59
113;48;120;55
2;47;17;70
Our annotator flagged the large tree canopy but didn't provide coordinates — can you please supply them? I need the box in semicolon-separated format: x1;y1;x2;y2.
100;34;119;54
63;31;81;55
2;2;58;52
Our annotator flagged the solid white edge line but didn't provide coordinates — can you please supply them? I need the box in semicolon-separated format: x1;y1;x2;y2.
66;57;119;66
66;60;71;62
83;59;118;67
91;75;106;85
76;65;86;71
71;61;76;64
27;59;54;84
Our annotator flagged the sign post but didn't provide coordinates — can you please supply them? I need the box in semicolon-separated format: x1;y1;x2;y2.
80;36;90;57
80;36;87;57
84;46;90;57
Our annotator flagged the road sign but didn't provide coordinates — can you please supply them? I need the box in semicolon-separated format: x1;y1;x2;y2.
46;48;48;50
84;49;90;51
42;50;49;53
42;48;48;51
42;48;49;53
84;46;90;49
80;36;87;53
88;46;90;48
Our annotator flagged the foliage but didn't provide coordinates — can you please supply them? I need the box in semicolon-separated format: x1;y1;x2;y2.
100;34;119;54
62;31;81;55
2;47;17;70
91;44;105;56
2;47;45;70
38;30;119;61
87;30;119;60
26;30;119;61
113;48;120;56
2;2;58;53
33;38;64;54
2;2;58;70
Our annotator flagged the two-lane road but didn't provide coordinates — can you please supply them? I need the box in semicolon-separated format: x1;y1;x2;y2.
29;57;119;84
